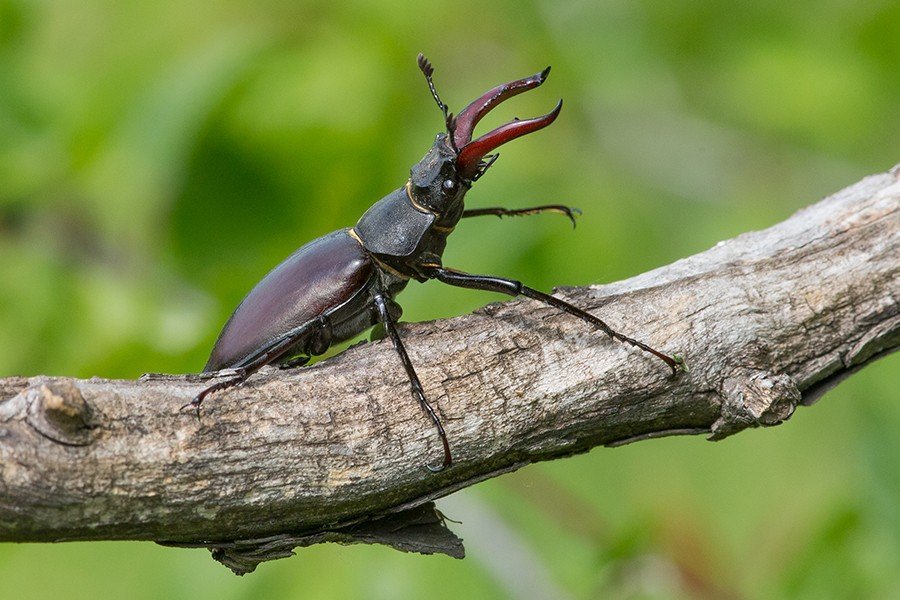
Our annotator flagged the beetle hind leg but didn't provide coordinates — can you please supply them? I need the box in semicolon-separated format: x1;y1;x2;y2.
373;293;452;472
180;369;249;419
278;355;311;369
185;317;329;416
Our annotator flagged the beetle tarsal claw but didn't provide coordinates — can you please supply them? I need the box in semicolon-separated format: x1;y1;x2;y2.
179;398;203;423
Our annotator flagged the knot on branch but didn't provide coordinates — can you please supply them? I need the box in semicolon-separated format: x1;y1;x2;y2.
25;381;95;446
710;371;800;440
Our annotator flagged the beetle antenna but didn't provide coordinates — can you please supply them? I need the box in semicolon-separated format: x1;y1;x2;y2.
417;53;458;151
417;54;448;120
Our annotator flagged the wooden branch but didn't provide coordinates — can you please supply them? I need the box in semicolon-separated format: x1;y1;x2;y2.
1;167;898;573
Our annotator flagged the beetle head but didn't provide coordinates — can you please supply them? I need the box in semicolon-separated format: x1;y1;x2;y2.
409;133;466;213
417;54;561;183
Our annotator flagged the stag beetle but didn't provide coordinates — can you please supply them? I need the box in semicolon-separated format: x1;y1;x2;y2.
186;55;679;471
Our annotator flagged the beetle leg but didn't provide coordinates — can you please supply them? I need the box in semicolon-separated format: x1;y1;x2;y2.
278;355;311;369
373;293;452;472
462;204;582;228
181;371;248;419
271;314;332;370
184;317;329;416
306;315;333;356
182;337;295;417
423;266;680;375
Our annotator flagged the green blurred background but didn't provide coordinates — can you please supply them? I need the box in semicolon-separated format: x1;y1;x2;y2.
1;1;898;598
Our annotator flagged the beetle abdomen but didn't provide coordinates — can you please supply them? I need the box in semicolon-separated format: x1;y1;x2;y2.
205;229;375;371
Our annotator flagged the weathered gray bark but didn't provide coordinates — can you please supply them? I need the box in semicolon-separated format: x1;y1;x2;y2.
1;167;897;572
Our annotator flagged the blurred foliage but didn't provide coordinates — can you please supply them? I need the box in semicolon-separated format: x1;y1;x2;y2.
1;0;898;598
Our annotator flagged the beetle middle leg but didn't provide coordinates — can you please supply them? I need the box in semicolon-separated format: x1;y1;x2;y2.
373;293;451;472
423;265;680;374
462;204;581;228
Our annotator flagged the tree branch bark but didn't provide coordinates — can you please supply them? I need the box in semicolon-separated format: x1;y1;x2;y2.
1;167;898;572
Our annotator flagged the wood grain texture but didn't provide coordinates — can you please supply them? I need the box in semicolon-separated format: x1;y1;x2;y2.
1;167;897;551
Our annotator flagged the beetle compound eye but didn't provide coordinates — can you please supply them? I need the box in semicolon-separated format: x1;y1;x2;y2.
443;179;456;190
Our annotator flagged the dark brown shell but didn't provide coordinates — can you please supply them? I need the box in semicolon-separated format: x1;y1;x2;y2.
205;229;374;371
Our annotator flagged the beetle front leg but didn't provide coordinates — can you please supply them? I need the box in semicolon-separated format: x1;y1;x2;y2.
423;266;679;374
373;293;452;472
462;204;581;228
